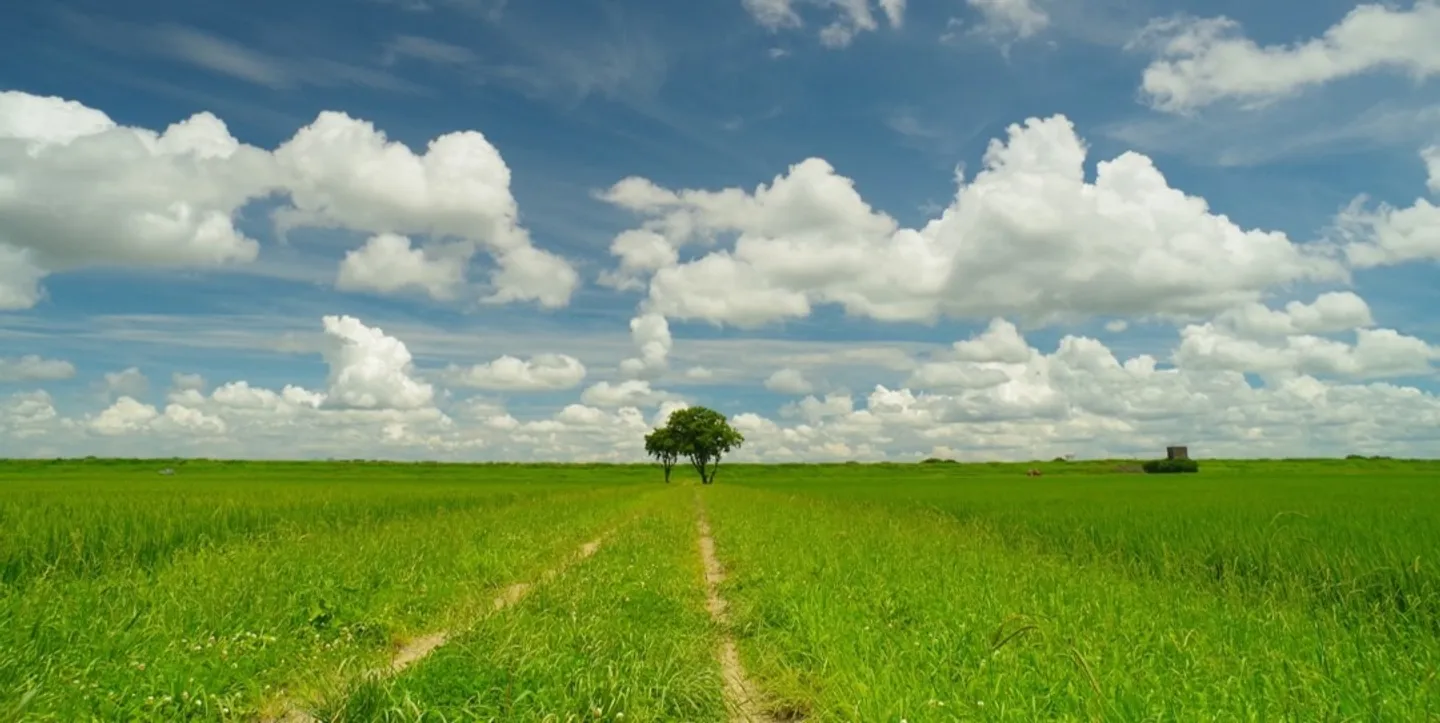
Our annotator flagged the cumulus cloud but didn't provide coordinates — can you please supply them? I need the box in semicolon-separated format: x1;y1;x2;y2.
618;313;672;379
0;355;76;382
273;111;579;307
1210;292;1374;338
1137;2;1440;113
89;397;159;436
733;323;1440;462
0;391;61;440
8;305;1440;461
597;230;678;291
764;368;814;395
0;91;276;307
600;115;1343;329
0;90;577;310
741;0;903;48
1174;325;1438;380
443;353;587;391
1339;146;1440;267
337;233;468;300
580;379;674;408
90;396;228;437
320;315;434;410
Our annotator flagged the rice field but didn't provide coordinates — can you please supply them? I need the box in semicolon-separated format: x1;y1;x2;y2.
1;457;1437;721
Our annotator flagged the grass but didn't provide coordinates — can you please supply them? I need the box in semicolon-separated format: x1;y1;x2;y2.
707;460;1440;720
319;486;726;722
0;460;659;720
2;457;1437;720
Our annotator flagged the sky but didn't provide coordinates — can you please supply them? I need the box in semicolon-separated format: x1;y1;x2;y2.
2;0;1440;462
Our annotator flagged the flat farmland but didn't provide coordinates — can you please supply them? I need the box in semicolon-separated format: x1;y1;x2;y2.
2;459;1438;721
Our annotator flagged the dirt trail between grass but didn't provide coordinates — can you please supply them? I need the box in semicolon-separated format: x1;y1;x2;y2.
258;531;610;722
696;506;779;723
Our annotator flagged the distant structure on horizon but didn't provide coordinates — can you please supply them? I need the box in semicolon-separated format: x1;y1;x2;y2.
1166;446;1189;461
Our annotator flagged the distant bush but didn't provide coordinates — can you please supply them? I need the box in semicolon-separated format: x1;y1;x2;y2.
920;457;958;464
1142;458;1200;474
1346;454;1393;461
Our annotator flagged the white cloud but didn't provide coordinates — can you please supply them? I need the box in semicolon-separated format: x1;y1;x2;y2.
337;233;467;300
320;315;434;410
104;367;150;399
0;90;577;310
0;355;76;382
1211;292;1374;339
597;229;678;291
764;368;815;395
967;0;1049;40
741;0;902;48
1339;146;1440;267
273;110;579;307
1174;324;1437;380
10;309;1440;461
89;396;228;437
618;313;672;379
89;397;160;436
601;115;1343;329
444;354;587;391
0;390;61;440
0;91;277;307
1137;3;1440;114
579;379;673;408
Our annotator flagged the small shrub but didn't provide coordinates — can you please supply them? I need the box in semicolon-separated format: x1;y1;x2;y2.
1142;458;1200;474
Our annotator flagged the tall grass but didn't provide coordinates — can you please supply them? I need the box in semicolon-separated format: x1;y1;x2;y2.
704;469;1440;720
0;461;657;720
729;460;1440;632
0;460;649;587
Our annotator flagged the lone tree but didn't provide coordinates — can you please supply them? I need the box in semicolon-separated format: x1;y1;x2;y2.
643;426;680;482
647;406;744;484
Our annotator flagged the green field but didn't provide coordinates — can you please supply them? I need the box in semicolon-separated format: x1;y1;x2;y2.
2;458;1438;721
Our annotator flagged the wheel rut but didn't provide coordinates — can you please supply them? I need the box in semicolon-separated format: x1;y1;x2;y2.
257;529;612;722
697;503;779;723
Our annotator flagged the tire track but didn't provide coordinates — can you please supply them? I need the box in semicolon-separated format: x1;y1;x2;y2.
697;504;778;723
258;529;611;722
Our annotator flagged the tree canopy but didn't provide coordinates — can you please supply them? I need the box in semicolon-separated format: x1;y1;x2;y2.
644;406;744;484
643;426;680;482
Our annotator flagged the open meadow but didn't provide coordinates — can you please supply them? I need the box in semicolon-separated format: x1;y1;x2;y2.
2;458;1438;721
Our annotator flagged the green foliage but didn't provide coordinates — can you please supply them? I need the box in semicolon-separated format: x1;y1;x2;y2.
707;462;1440;719
0;461;655;720
643;427;681;482
646;406;744;484
321;491;726;721
1142;458;1201;474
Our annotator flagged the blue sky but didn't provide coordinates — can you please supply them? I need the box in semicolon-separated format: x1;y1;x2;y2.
2;0;1439;460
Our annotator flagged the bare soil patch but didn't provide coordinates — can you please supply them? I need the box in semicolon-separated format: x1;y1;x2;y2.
696;510;780;723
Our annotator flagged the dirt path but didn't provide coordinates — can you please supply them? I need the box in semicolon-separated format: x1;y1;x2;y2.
258;531;610;722
697;507;778;723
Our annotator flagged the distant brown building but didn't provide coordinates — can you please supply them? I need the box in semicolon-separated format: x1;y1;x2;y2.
1166;446;1189;460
